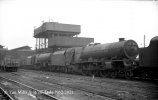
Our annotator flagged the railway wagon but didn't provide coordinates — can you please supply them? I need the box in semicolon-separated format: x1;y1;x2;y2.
0;48;19;72
0;58;19;72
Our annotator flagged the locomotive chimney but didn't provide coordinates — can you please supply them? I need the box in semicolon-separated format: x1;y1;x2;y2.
119;38;125;42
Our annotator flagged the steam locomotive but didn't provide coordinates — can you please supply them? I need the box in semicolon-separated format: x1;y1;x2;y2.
135;36;158;79
16;36;158;80
25;39;141;79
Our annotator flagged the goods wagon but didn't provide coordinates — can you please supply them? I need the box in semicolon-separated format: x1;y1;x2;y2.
0;57;19;71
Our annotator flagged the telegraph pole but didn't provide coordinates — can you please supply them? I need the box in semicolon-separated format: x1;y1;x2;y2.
144;35;146;47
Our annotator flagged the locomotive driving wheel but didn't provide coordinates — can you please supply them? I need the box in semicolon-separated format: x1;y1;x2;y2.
82;70;88;76
125;70;133;79
87;70;92;76
110;71;117;78
99;70;108;77
88;70;98;76
64;67;68;73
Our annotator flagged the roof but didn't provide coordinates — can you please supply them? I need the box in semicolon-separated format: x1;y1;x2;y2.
10;46;32;51
34;22;81;38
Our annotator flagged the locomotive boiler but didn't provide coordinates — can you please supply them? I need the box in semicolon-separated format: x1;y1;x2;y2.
76;39;139;78
36;53;51;63
80;40;139;60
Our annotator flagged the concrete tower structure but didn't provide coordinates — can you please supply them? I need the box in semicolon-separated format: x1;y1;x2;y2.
34;22;94;53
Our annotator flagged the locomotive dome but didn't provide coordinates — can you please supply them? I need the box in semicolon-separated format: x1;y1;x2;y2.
124;40;139;59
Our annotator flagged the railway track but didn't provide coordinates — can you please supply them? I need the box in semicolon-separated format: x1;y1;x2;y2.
20;67;158;82
11;69;158;100
18;69;146;83
12;73;115;100
0;86;14;100
0;76;61;100
0;72;115;100
19;69;151;88
19;69;126;84
14;69;128;93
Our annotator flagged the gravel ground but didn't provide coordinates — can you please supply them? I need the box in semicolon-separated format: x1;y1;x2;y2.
17;69;158;100
0;72;113;100
0;69;158;100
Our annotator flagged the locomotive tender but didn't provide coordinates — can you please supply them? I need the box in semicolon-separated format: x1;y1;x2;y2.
135;36;158;79
25;39;139;78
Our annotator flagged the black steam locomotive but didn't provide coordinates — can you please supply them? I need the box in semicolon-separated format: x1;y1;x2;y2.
24;36;158;79
25;39;138;78
135;36;158;79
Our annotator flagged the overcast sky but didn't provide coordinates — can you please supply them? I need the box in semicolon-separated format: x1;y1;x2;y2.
0;0;158;50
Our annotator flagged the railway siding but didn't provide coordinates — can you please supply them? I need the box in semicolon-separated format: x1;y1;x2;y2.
0;76;59;100
0;73;114;100
18;69;158;100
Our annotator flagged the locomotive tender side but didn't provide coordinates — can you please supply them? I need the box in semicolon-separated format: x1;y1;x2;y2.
51;50;66;66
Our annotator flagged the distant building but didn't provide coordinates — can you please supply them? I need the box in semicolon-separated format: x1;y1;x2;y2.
0;45;8;61
10;45;32;51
